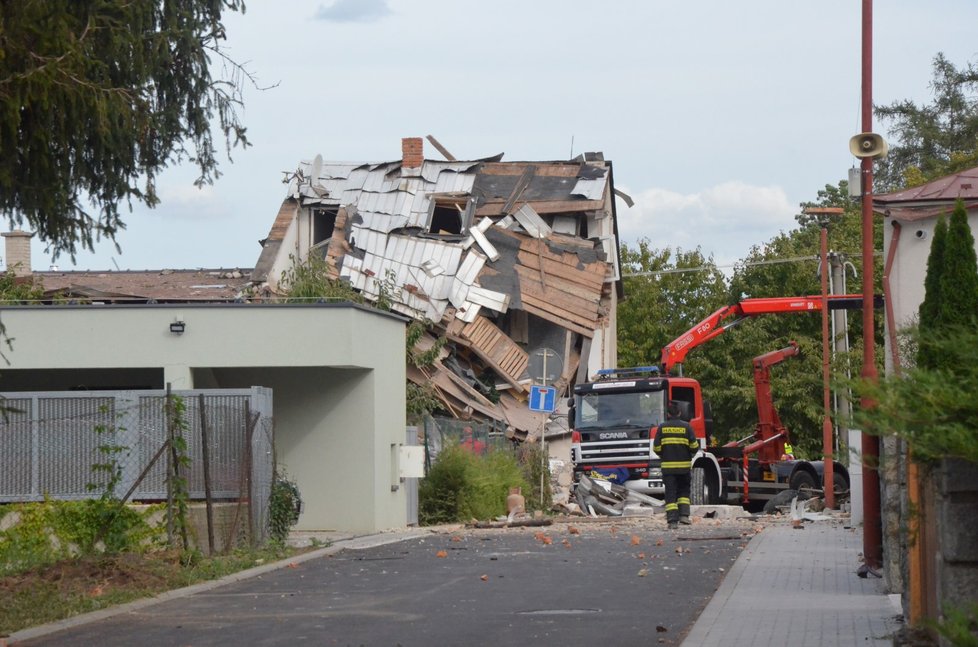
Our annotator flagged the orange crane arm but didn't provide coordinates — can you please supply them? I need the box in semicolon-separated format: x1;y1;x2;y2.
660;294;868;374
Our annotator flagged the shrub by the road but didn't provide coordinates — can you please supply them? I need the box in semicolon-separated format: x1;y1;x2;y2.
418;445;540;525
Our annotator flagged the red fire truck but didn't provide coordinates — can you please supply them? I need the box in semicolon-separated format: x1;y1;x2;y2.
570;295;867;507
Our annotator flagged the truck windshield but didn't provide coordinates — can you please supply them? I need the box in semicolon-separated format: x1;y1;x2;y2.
575;391;664;430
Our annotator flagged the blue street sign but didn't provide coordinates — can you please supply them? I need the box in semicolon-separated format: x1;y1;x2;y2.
529;385;557;413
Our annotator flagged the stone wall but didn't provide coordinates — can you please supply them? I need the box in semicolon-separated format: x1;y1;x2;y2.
935;458;978;610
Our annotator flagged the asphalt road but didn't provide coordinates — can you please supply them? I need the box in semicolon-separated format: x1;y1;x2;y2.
21;519;750;647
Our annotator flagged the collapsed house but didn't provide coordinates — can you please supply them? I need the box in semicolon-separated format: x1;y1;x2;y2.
251;137;625;440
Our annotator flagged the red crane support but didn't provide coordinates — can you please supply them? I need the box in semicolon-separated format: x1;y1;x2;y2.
660;294;868;374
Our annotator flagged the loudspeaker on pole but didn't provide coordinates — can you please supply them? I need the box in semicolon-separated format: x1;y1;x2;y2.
849;132;888;159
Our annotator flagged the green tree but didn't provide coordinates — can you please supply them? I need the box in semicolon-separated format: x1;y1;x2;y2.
875;53;978;192
0;1;254;259
917;215;948;357
916;200;978;372
937;200;978;328
705;180;885;455
617;240;729;368
856;326;978;465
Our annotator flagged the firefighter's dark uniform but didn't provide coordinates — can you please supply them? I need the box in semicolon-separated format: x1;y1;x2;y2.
652;414;700;528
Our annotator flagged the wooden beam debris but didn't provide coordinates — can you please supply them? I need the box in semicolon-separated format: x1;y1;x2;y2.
425;134;456;161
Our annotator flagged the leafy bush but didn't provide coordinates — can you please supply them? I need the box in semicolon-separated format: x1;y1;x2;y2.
268;473;302;542
0;500;163;576
855;326;978;464
418;445;537;525
517;443;553;511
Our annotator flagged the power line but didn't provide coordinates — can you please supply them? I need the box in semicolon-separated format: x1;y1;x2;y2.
622;251;883;278
623;254;819;278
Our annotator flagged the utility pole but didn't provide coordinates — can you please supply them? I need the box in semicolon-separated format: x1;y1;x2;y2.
804;207;845;510
820;227;835;509
859;0;883;570
829;252;854;457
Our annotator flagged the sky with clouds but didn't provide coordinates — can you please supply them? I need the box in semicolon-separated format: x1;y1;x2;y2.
14;0;978;272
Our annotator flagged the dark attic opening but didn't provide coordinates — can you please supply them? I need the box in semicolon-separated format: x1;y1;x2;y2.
312;208;338;246
427;196;471;235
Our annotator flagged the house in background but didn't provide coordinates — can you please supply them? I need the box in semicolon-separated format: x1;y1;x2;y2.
0;234;411;535
251;137;625;447
873;167;978;630
875;167;978;353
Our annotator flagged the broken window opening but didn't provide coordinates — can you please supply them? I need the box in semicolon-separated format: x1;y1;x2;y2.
312;208;338;247
426;195;473;236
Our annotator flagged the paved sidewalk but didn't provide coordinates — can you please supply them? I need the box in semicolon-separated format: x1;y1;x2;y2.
682;519;902;646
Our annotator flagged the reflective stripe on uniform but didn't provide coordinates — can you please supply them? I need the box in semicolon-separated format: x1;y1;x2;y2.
660;437;691;445
661;460;691;469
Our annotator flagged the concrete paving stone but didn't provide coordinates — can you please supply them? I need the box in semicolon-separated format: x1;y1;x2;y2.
681;519;901;647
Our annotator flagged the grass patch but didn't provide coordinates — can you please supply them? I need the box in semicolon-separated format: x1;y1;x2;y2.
0;543;315;635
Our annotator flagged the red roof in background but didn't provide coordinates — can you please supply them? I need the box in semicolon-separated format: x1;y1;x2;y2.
873;167;978;222
875;167;978;204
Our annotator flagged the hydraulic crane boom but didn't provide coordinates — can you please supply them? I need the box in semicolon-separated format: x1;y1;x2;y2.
747;342;801;465
660;294;868;374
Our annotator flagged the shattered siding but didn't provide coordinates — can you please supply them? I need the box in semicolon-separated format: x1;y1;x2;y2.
256;147;623;439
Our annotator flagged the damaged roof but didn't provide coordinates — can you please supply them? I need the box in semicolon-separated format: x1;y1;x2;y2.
254;140;624;437
34;268;253;303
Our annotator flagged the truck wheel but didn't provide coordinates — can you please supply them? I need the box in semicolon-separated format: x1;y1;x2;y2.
691;467;707;505
833;471;849;495
789;470;817;493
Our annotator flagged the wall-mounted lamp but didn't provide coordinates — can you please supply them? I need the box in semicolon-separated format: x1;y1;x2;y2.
169;319;186;334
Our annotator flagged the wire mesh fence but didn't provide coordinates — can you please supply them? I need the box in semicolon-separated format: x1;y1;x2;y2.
420;416;511;470
0;387;274;549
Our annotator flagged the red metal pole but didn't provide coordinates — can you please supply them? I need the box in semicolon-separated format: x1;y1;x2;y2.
860;0;882;569
821;228;835;509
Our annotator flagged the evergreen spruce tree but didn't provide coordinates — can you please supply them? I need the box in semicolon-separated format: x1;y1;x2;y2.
0;1;252;259
916;215;947;369
937;199;978;327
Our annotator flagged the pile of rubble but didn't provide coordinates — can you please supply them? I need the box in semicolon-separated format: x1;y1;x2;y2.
561;475;664;517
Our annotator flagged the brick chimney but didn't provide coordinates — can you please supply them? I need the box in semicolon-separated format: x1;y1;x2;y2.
2;230;34;277
402;137;424;170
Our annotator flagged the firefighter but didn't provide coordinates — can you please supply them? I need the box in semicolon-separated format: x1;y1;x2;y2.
653;400;700;530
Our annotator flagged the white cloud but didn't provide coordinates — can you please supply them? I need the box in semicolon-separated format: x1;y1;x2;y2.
615;182;797;267
132;182;235;223
315;0;391;22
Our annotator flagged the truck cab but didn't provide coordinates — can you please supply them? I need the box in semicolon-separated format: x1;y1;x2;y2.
569;367;713;495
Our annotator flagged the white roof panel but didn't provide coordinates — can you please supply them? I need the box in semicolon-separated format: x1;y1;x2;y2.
571;175;607;201
449;277;469;308
433;171;476;194
430;298;449;320
411;191;430;214
345;167;371;189
362;168;389;193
